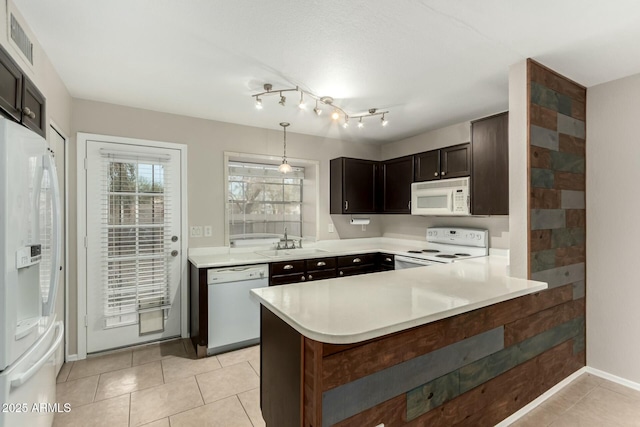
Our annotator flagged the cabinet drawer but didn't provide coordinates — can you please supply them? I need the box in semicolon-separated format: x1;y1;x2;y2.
270;260;305;276
305;257;336;271
338;265;376;277
270;273;306;286
306;269;337;281
337;254;375;268
378;253;395;267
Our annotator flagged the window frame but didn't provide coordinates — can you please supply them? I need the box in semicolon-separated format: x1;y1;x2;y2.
224;151;320;247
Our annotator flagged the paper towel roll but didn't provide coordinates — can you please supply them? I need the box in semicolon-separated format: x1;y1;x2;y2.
350;217;370;225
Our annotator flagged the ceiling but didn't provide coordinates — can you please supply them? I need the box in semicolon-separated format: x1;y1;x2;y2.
12;0;640;144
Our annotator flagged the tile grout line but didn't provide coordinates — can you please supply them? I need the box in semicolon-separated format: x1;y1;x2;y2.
236;393;256;426
547;382;600;426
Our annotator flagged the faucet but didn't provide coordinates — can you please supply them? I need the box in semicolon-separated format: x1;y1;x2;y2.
277;227;296;250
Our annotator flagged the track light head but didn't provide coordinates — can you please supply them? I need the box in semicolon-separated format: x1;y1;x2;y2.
381;113;388;127
298;93;306;109
331;109;340;120
343;116;349;128
357;117;364;128
255;97;263;110
279;94;286;106
314;100;322;116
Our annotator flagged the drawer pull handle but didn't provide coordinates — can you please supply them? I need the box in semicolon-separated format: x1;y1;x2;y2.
316;261;326;267
301;275;306;281
385;257;392;262
283;264;293;270
339;271;344;276
308;274;313;280
353;258;361;263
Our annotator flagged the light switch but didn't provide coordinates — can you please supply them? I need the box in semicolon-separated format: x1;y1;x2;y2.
204;225;212;237
328;223;334;233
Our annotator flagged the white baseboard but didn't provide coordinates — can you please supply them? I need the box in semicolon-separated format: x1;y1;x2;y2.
586;366;640;391
495;367;587;427
65;354;79;362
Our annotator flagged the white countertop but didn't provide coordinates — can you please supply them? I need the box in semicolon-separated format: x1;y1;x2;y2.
250;256;547;344
188;237;455;269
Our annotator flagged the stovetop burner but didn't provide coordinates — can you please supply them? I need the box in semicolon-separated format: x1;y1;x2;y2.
436;254;458;259
421;249;440;253
455;253;471;257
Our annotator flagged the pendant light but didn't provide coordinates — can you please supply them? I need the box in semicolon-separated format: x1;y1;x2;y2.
278;122;293;174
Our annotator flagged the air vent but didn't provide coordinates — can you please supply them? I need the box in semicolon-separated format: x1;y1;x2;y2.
10;14;33;64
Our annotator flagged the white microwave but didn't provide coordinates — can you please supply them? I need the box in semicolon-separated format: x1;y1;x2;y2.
411;177;470;216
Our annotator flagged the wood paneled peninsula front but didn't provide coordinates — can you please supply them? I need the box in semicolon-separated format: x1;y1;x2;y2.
251;257;583;426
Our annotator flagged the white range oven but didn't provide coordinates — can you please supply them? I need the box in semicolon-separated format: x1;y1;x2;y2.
394;226;489;270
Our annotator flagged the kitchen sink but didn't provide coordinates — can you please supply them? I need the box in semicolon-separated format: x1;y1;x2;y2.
255;248;329;258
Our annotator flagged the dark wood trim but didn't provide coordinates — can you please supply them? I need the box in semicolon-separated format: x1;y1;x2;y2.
261;306;302;427
189;263;208;358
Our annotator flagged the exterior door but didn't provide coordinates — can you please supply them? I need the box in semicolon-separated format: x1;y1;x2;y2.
85;140;182;353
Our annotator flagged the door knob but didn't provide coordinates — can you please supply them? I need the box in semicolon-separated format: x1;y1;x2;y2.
171;250;179;257
171;236;178;242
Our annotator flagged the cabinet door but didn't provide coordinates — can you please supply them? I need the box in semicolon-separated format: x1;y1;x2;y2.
343;158;378;213
414;150;440;182
471;113;509;215
0;46;22;122
382;155;414;213
21;77;46;138
441;143;471;179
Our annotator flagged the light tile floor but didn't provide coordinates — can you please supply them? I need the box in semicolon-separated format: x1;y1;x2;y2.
53;340;264;427
510;373;640;426
54;343;640;427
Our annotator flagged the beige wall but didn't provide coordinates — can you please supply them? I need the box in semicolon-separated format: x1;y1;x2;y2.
586;72;640;383
507;60;529;277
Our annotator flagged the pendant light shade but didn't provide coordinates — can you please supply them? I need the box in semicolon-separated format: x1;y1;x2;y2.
279;122;292;174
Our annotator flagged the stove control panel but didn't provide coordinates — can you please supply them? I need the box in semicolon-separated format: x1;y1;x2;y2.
426;227;488;248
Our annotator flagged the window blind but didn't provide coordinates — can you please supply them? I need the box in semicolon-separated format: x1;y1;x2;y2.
100;149;173;328
228;161;304;242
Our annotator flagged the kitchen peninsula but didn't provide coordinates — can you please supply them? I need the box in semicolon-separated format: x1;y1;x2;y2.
251;257;585;426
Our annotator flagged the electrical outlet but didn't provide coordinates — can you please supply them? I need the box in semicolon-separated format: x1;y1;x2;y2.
190;226;203;238
204;225;212;237
328;223;334;233
362;224;367;231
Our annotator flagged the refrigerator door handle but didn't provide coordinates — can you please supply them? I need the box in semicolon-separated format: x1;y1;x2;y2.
41;153;62;317
10;322;64;388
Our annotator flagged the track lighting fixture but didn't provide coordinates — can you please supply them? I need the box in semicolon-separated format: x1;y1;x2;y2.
251;83;390;129
278;122;293;174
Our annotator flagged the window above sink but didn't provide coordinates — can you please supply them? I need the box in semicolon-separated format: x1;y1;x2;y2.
224;151;320;247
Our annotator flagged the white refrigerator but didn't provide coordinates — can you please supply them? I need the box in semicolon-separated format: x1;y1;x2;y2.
0;118;64;427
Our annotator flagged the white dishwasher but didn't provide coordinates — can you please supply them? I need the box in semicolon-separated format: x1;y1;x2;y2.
207;264;268;356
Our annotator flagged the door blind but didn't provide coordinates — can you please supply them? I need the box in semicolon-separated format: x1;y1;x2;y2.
99;149;173;328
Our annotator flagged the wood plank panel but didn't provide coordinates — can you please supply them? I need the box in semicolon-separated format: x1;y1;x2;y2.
322;285;573;391
530;103;558;131
303;338;323;427
504;299;585;346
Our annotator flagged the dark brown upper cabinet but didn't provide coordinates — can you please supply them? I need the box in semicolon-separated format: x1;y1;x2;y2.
381;155;414;213
471;112;509;215
330;157;378;214
0;44;47;138
414;143;470;182
21;76;46;138
0;46;22;123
